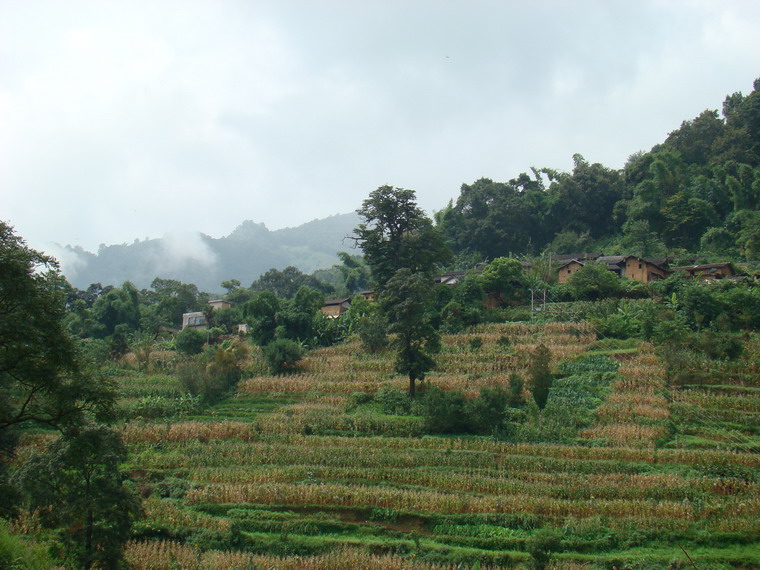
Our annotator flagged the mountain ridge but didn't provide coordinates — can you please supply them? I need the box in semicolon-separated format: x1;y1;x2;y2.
61;213;360;292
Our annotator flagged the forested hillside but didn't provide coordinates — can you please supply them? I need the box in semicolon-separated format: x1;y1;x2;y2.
438;79;760;263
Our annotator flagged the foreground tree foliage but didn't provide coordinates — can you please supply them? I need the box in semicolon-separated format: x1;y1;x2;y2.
0;222;116;434
14;426;141;569
0;222;137;566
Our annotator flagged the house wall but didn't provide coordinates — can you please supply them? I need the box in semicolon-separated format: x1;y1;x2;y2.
623;258;669;283
181;311;207;330
557;261;584;284
698;265;735;279
320;304;344;317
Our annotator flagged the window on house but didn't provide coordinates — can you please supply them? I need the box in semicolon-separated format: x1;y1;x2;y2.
639;263;642;269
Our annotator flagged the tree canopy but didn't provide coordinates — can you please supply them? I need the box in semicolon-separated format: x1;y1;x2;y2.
0;222;116;434
354;185;451;287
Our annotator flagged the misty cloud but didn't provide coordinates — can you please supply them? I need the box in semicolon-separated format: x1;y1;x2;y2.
2;1;760;255
158;231;218;272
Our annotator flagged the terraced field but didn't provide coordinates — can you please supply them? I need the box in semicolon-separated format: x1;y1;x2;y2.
111;323;759;568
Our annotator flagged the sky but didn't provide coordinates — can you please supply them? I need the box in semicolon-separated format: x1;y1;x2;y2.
2;0;760;260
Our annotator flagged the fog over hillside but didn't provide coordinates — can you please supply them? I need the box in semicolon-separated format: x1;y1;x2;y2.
56;213;360;292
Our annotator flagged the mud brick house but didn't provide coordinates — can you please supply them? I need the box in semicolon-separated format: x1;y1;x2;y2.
670;262;735;280
557;255;671;284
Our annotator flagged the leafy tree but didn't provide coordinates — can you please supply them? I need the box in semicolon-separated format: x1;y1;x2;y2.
479;257;526;306
207;305;244;333
546;156;625;239
526;527;563;570
440;176;548;259
356;311;389;353
355;185;451;287
251;266;333;299
147;278;207;329
13;425;141;569
381;269;440;398
335;252;372;294
262;338;304;375
507;372;525;408
618;219;668;258
175;327;207;355
566;262;622;301
0;222;116;436
275;286;325;343
663;109;725;165
90;281;141;338
221;278;241;294
700;227;739;258
244;291;280;345
465;386;509;435
419;387;468;433
528;343;553;410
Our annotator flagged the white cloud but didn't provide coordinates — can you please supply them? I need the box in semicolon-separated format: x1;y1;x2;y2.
1;0;759;255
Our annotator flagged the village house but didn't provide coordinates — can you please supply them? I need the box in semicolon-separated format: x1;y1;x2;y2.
181;311;207;330
181;299;235;330
320;297;351;318
670;262;735;280
207;299;232;311
319;290;377;318
557;255;671;284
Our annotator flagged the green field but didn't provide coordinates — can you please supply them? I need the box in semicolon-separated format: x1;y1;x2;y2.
49;323;760;568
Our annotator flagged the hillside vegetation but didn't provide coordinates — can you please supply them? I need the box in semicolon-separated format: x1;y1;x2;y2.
104;322;759;568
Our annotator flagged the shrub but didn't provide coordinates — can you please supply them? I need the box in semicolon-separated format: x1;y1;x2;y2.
420;387;468;433
567;262;622;301
507;372;525;408
592;313;640;339
375;386;413;415
347;391;374;411
689;329;743;360
465;386;509;435
356;313;388;353
155;476;192;499
263;339;304;375
526;528;563;570
175;327;206;355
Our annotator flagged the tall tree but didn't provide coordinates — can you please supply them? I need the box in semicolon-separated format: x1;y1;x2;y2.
354;186;451;287
380;269;440;398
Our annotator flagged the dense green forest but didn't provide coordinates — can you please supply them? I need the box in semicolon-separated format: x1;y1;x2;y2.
438;78;760;264
1;80;759;568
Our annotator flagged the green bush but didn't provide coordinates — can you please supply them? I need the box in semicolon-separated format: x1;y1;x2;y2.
176;340;250;402
0;520;54;568
155;476;192;499
526;528;563;570
375;386;413;415
356;312;388;353
346;391;374;411
465;386;509;435
175;327;207;355
263;339;304;375
420;387;468;433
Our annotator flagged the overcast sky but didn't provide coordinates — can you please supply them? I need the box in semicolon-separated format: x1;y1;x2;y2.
2;0;759;257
